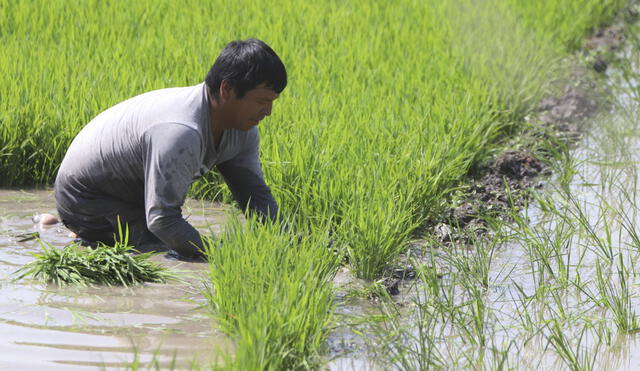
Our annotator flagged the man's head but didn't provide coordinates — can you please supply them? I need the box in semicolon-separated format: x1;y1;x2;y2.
205;39;287;131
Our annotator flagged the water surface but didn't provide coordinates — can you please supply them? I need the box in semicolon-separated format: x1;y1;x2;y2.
0;189;229;370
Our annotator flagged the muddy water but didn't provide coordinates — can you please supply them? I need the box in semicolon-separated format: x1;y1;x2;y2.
441;69;640;369
0;189;229;370
444;36;640;369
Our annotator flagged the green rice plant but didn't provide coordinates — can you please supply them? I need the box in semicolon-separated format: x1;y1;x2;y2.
0;0;625;282
116;344;205;371
453;287;490;349
593;320;614;348
547;285;572;323
509;282;539;335
505;0;625;51
485;341;515;371
546;320;600;371
374;298;445;370
423;256;491;351
593;257;640;334
429;254;491;350
373;257;451;370
203;215;339;370
1;0;630;367
443;234;499;290
454;338;515;371
118;351;179;371
510;199;577;289
566;195;616;263
336;180;419;280
415;253;443;300
14;227;176;286
617;187;640;252
430;270;463;325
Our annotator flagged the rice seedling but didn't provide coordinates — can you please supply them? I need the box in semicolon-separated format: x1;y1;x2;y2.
593;320;614;348
592;256;640;334
458;292;490;348
336;181;419;280
14;231;176;286
509;283;541;336
509;196;577;289
416;253;444;300
203;215;339;370
435;237;502;349
545;320;601;371
485;341;515;371
372;257;452;370
115;346;203;371
617;187;640;252
569;198;617;264
373;295;445;371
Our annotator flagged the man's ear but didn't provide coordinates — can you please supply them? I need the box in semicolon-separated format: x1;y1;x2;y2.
219;80;234;101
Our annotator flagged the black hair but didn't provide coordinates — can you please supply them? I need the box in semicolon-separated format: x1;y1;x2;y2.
205;38;287;99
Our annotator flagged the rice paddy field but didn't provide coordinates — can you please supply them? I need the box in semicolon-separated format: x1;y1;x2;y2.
1;0;637;369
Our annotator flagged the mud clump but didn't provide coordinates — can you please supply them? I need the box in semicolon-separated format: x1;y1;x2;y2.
584;14;635;73
444;151;547;232
537;86;598;138
492;151;545;180
538;87;598;124
430;82;599;247
585;25;625;52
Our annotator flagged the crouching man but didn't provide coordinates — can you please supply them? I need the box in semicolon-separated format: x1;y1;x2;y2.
54;38;285;259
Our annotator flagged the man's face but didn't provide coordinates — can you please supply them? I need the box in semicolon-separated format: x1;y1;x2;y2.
222;82;280;131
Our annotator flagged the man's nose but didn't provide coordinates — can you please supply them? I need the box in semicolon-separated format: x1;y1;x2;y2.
264;102;272;116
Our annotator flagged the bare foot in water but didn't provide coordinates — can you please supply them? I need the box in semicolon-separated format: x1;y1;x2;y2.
32;213;60;228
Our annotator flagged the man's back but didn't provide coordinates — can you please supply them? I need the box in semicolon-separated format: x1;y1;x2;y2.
55;83;263;257
58;83;211;204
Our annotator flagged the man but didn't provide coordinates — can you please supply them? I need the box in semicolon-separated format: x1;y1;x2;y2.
53;38;285;259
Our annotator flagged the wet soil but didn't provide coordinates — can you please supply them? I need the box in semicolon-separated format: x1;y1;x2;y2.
429;32;621;248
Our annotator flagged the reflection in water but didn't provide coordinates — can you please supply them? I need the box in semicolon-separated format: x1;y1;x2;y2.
0;189;230;369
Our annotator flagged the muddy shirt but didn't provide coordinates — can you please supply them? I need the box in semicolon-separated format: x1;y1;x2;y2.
55;82;276;257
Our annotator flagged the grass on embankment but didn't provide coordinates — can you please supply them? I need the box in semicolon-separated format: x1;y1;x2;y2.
0;0;626;368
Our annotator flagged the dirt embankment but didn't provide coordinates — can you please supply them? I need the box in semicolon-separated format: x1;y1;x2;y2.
384;11;637;296
429;19;631;244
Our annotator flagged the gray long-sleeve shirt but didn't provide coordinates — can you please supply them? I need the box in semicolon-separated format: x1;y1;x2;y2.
56;82;277;256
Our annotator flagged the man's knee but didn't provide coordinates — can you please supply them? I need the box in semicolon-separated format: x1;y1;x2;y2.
57;206;116;245
54;177;162;249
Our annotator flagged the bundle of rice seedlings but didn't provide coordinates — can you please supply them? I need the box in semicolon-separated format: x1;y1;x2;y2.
15;226;176;286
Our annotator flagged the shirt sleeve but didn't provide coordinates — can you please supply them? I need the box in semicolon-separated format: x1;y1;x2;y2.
217;128;279;222
141;123;205;258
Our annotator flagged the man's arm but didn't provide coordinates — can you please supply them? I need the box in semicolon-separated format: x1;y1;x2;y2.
217;128;279;223
217;161;279;222
142;123;206;258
